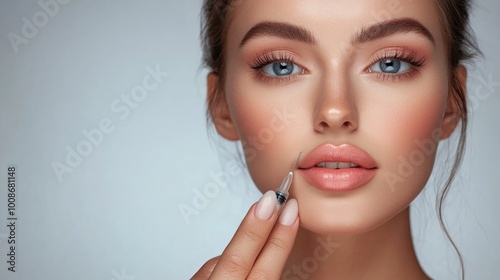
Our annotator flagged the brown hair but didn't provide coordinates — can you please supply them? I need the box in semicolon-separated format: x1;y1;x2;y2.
200;1;480;278
433;1;480;279
200;0;241;113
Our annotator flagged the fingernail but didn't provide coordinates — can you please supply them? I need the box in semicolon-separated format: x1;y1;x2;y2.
255;191;277;221
279;199;298;226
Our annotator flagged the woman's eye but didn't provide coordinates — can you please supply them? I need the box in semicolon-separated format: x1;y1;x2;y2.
262;61;303;76
370;59;411;74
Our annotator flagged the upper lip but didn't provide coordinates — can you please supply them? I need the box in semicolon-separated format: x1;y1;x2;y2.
299;143;377;169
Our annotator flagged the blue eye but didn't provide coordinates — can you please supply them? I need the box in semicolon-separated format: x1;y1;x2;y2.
370;59;411;74
262;61;303;76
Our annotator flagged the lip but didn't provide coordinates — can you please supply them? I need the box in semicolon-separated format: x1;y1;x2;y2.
298;143;378;192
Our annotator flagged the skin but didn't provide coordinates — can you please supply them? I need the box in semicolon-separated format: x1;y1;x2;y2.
194;0;467;279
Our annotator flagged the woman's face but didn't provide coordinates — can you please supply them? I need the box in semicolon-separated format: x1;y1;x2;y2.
211;0;461;234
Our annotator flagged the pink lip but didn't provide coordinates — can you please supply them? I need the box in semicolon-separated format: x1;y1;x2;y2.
298;143;378;192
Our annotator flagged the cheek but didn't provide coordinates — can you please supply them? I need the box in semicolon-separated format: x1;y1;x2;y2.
367;81;448;194
225;77;302;192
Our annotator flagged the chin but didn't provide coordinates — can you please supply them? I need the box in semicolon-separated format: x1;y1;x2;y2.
297;207;390;236
293;190;412;236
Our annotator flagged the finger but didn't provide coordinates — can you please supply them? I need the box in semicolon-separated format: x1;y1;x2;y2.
191;256;220;280
209;190;279;279
248;199;300;280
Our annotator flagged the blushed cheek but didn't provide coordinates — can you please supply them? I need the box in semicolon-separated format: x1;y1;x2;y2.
226;85;302;193
376;86;448;193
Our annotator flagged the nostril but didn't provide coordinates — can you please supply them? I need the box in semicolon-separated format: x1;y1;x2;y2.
341;121;355;130
315;121;329;132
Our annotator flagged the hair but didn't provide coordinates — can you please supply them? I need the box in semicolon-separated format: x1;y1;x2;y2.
200;0;480;279
431;1;480;279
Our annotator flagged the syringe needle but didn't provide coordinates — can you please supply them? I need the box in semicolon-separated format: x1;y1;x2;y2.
290;152;301;171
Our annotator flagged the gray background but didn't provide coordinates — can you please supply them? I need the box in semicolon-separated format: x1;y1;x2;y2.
0;0;498;279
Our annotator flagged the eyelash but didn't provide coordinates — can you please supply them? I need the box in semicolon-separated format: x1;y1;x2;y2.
249;52;303;85
248;49;426;84
366;49;426;82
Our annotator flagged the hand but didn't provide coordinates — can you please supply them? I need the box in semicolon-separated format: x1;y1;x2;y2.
191;190;300;280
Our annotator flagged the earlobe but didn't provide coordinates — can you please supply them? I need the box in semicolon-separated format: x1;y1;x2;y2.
207;72;240;141
440;66;467;140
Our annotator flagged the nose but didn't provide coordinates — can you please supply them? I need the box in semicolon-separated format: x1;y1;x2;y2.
313;75;359;133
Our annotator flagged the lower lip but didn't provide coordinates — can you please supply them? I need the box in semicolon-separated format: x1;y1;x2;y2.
299;167;377;192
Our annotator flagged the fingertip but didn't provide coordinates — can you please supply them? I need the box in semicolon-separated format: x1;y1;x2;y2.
255;190;278;221
278;199;299;226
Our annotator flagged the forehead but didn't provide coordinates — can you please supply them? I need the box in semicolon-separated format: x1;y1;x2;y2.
226;0;445;51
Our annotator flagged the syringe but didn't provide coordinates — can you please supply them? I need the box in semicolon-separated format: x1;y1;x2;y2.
275;152;302;207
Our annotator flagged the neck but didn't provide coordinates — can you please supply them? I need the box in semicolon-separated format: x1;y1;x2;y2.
283;207;430;280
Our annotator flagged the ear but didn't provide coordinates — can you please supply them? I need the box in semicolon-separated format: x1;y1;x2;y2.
207;72;240;141
440;66;467;140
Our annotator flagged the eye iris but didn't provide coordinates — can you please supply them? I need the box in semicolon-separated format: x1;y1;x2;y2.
272;62;293;76
379;59;401;73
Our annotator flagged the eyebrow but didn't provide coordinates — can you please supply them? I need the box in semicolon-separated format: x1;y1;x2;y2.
240;21;317;47
239;18;434;48
352;18;435;45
